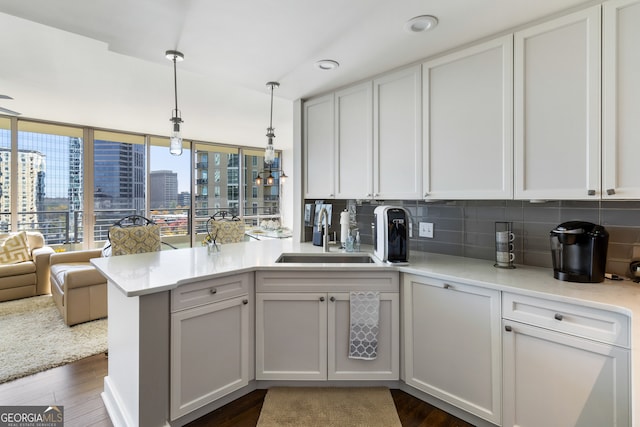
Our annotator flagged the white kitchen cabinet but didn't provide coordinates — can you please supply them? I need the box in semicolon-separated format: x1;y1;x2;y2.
422;35;513;200
170;273;253;420
334;81;374;199
255;271;399;381
373;65;422;200
328;292;399;380
403;274;502;425
303;93;335;199
514;6;601;200
602;0;640;199
502;293;631;427
256;291;327;380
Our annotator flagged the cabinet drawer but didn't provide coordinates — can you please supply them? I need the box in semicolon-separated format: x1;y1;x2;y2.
172;272;251;312
502;293;630;347
256;270;398;293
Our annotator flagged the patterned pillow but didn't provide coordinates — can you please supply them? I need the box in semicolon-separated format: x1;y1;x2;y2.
0;231;31;264
109;225;161;256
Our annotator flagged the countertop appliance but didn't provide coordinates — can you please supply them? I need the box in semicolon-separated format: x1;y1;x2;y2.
373;206;409;264
629;260;640;282
550;221;608;283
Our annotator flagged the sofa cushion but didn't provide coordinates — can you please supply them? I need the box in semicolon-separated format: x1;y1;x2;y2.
0;261;36;278
51;262;106;289
0;232;31;264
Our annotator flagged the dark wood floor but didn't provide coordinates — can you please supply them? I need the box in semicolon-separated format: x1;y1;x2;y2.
0;354;475;427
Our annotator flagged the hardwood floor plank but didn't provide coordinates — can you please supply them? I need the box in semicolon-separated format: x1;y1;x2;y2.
0;354;476;427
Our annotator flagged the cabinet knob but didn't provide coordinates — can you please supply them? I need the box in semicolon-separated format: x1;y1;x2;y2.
505;325;512;332
329;296;335;302
366;194;372;198
554;313;563;321
587;189;596;196
443;283;451;289
329;194;334;197
210;288;217;295
374;193;379;198
319;296;325;302
606;188;616;195
424;193;429;198
242;299;248;305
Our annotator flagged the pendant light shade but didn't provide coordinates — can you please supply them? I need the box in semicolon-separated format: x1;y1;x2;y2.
166;50;184;156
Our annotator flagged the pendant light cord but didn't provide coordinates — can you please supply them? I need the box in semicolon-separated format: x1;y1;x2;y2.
172;55;180;118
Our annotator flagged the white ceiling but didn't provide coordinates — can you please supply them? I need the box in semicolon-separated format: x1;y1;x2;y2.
0;0;596;149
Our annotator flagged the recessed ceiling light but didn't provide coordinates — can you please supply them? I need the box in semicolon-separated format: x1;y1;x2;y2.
315;59;340;70
404;15;438;33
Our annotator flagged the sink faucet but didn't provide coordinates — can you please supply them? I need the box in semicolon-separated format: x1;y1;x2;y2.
318;207;330;253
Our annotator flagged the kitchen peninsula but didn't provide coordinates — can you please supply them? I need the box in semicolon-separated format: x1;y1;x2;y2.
91;239;640;427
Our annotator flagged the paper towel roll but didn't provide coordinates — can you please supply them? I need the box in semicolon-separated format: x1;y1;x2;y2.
340;210;350;245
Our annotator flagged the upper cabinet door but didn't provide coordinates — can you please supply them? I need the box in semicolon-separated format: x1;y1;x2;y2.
603;0;640;199
373;65;422;200
423;35;513;200
304;94;335;199
514;6;601;200
334;82;373;200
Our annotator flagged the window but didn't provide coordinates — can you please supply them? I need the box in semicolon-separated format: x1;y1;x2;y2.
194;143;241;236
93;130;145;243
243;148;280;225
149;136;191;243
16;121;84;243
0;119;281;248
0;118;10;232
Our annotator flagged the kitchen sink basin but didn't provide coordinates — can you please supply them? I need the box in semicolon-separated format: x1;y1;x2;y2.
275;253;376;264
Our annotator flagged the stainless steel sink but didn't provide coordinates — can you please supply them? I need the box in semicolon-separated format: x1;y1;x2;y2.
275;253;376;264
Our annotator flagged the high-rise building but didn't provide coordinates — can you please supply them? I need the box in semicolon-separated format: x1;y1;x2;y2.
178;191;191;207
0;148;46;230
195;150;239;215
150;170;178;209
93;140;145;211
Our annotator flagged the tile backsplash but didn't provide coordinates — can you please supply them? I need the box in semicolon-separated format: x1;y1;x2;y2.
304;199;640;279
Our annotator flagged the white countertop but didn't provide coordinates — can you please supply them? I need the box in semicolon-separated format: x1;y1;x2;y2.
92;239;640;425
90;239;640;311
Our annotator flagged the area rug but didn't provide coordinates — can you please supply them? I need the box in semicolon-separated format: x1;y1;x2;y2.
0;295;107;384
256;387;402;427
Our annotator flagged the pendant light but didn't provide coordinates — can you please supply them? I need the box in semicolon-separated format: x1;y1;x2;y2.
254;81;289;186
264;81;279;164
166;50;184;156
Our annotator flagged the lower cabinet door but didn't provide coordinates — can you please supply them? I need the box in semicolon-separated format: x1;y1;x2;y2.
170;295;250;420
502;320;631;427
327;292;399;380
403;274;502;425
256;292;328;380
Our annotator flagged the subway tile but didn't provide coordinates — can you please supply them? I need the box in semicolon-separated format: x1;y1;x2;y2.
523;251;553;269
601;208;640;227
349;198;640;272
523;204;563;224
559;209;600;224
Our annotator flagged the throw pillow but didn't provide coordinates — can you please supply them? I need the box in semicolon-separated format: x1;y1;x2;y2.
0;231;31;264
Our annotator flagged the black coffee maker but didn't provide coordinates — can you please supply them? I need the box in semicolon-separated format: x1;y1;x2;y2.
550;221;609;283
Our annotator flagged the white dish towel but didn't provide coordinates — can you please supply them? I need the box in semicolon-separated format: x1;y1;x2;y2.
349;291;380;360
